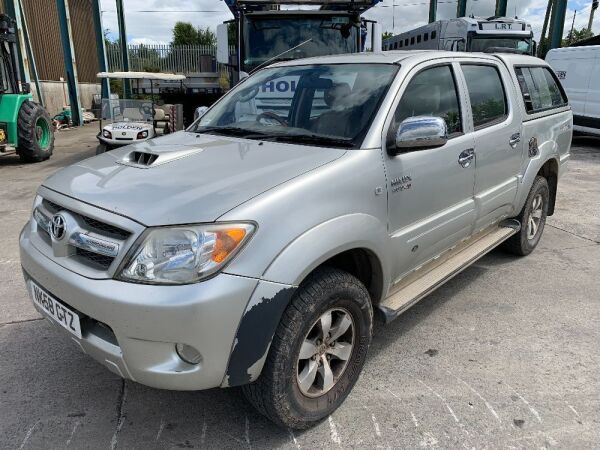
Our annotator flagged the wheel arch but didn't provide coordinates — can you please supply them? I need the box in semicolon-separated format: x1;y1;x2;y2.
515;156;560;217
222;214;389;387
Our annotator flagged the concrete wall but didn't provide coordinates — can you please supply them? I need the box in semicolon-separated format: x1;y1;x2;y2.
31;82;101;117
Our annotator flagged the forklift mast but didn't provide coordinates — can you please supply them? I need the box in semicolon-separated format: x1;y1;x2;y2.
0;14;22;94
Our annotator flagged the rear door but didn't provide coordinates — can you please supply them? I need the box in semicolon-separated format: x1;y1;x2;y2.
459;61;524;229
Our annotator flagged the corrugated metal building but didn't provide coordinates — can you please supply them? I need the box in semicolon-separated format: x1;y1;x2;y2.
0;0;99;83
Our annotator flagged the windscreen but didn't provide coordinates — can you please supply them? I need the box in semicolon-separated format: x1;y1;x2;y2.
470;37;533;54
242;16;359;72
100;99;154;124
189;63;398;148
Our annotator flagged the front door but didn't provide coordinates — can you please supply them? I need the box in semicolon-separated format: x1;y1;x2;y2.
384;62;476;286
460;62;524;229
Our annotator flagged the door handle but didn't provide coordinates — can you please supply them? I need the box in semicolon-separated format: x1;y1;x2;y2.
509;133;521;148
458;149;475;168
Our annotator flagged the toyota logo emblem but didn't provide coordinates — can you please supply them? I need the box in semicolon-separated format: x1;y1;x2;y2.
51;214;67;240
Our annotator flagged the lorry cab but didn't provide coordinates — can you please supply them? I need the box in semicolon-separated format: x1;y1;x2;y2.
546;45;600;137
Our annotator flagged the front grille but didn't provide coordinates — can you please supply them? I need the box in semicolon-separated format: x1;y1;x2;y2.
81;216;130;240
37;198;132;272
75;248;114;270
42;199;130;240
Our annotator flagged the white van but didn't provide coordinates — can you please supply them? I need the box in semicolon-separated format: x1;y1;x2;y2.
546;45;600;136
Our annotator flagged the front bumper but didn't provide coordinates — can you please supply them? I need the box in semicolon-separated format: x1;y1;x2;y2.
20;224;259;390
96;133;144;147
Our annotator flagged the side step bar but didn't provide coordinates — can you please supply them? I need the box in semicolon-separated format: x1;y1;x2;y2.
378;221;520;323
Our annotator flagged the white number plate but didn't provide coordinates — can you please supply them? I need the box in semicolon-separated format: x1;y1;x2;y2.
30;281;82;339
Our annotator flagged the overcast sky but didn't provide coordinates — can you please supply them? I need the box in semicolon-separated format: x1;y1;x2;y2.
100;0;599;45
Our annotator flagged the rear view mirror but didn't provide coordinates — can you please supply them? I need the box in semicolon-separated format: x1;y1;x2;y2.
391;116;448;154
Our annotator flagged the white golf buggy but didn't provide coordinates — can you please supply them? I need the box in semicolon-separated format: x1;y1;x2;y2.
96;71;186;153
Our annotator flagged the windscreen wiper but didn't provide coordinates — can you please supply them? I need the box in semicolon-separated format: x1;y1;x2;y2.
195;126;268;139
263;133;354;148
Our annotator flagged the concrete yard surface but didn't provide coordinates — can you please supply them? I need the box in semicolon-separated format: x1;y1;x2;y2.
1;127;599;449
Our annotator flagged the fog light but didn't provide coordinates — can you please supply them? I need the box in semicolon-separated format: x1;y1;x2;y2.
176;343;202;365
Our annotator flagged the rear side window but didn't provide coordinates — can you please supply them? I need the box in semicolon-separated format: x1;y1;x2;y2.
394;65;462;135
515;66;568;114
462;64;508;128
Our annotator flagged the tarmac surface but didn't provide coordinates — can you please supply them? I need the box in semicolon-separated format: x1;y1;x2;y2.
1;127;599;449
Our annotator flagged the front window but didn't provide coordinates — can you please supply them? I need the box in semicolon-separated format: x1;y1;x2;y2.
242;16;359;72
469;37;532;54
189;64;399;148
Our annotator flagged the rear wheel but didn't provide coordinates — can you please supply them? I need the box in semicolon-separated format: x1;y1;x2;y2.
17;101;54;163
242;267;373;429
503;176;549;256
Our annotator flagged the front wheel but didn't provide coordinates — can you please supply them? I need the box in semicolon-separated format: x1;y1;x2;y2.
242;267;373;429
503;176;549;256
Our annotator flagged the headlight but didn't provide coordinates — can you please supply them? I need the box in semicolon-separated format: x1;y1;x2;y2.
137;130;149;139
102;129;112;139
118;223;255;284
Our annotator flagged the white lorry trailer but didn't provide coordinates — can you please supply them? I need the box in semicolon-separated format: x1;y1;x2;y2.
383;16;534;55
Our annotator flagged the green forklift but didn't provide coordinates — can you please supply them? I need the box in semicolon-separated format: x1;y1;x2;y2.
0;13;53;162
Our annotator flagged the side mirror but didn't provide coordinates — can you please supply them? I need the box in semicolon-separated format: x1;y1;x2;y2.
194;106;209;121
390;116;448;154
216;23;229;65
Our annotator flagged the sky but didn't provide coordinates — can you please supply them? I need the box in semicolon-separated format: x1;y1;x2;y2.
100;0;599;45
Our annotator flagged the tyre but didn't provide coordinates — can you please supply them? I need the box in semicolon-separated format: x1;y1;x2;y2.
503;176;550;256
242;267;373;429
17;101;54;163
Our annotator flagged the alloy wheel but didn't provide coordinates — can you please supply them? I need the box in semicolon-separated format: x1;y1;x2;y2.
296;308;355;398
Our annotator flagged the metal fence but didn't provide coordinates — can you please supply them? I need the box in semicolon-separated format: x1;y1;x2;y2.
106;44;233;74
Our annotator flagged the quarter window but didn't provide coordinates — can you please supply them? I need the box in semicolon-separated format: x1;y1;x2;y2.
393;65;462;135
462;65;508;128
515;67;568;114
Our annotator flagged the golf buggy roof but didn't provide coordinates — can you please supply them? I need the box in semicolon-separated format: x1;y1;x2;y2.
96;71;186;81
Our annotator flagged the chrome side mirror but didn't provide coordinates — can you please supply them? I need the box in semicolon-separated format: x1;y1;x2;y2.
393;116;448;153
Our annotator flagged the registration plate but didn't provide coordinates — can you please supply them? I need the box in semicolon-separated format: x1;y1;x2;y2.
30;282;82;339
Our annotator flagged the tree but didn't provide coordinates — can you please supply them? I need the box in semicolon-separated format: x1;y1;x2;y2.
172;22;199;45
382;31;394;42
197;26;216;46
563;27;594;46
171;22;217;46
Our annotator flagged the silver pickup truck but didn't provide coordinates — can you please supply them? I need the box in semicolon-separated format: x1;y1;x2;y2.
20;51;572;429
